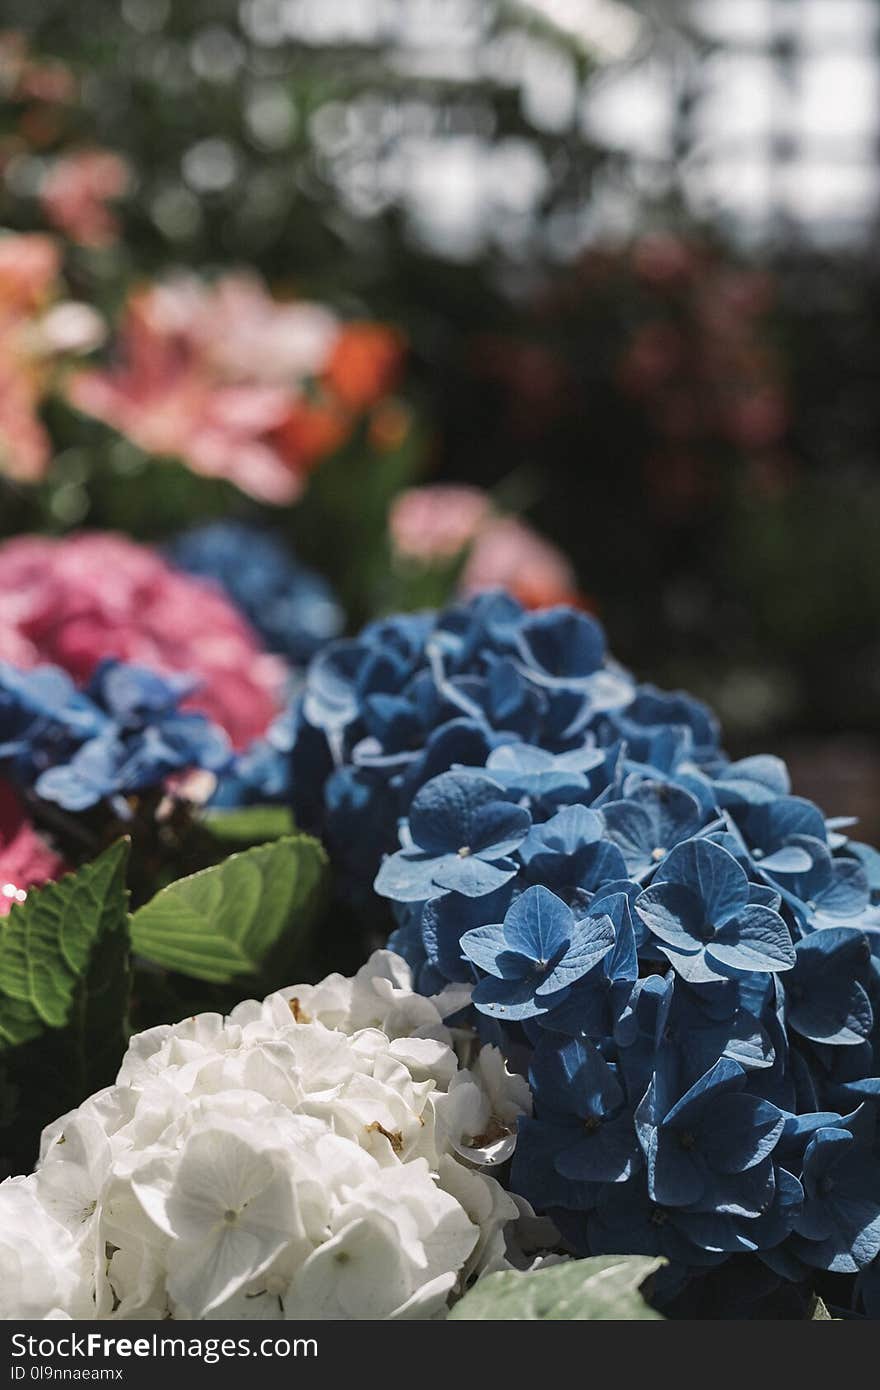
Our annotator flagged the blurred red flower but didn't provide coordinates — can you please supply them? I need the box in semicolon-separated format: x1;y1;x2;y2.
0;779;65;917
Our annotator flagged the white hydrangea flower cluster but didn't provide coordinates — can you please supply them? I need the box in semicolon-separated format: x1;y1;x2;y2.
0;952;533;1321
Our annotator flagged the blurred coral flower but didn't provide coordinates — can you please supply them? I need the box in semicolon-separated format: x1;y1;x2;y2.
0;233;102;482
69;275;405;504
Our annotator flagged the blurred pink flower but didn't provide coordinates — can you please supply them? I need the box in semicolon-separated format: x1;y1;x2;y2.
0;779;65;917
463;516;583;611
0;532;286;749
40;148;130;248
632;233;696;287
390;484;584;611
69;276;406;505
389;484;492;562
0;31;76;109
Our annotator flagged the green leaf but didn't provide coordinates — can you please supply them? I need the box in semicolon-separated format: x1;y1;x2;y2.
129;835;327;986
202;805;296;846
0;839;130;1055
0;840;131;1170
810;1295;835;1320
449;1255;666;1321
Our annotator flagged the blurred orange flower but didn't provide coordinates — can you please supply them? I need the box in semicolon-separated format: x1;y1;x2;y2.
324;323;405;411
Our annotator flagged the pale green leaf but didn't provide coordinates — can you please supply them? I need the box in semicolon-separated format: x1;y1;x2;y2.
202;805;296;845
129;834;327;985
449;1255;666;1320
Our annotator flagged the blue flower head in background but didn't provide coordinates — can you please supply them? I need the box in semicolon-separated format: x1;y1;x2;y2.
168;520;344;665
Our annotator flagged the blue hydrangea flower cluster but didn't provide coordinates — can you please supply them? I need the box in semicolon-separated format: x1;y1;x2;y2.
167;521;344;665
221;592;636;892
230;592;880;1311
0;659;231;814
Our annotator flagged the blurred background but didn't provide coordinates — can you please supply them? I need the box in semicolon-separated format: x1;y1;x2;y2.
2;0;879;838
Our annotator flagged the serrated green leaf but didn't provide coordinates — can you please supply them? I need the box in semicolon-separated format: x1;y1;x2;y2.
0;840;130;1050
449;1255;666;1320
202;805;296;845
0;841;132;1170
129;834;327;985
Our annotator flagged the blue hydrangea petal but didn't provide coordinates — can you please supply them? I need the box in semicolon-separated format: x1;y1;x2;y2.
514;609;606;685
713;755;791;807
468;799;532;858
531;1035;620;1112
432;852;520;898
499;885;574;961
758;845;815;874
660;1057;746;1127
460;921;519;978
603;781;704;879
373;849;444;902
659;838;749;927
302;640;367;732
816;857;870;919
471;973;553;1020
673;1211;760;1254
707;905;796;975
536;913;615;994
512;1117;601;1212
649;1135;707;1208
556;1113;637;1184
699;1094;785;1174
407;770;501;855
786;929;874;1045
518;805;604;866
634;881;706;952
656;942;726;984
421;885;513;982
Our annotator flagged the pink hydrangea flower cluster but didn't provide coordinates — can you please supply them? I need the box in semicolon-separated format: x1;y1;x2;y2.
0;532;286;749
389;485;585;611
0;780;65;918
68;274;404;504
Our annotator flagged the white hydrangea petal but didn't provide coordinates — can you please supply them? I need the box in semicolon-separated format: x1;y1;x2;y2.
168;1224;271;1319
287;1213;416;1319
